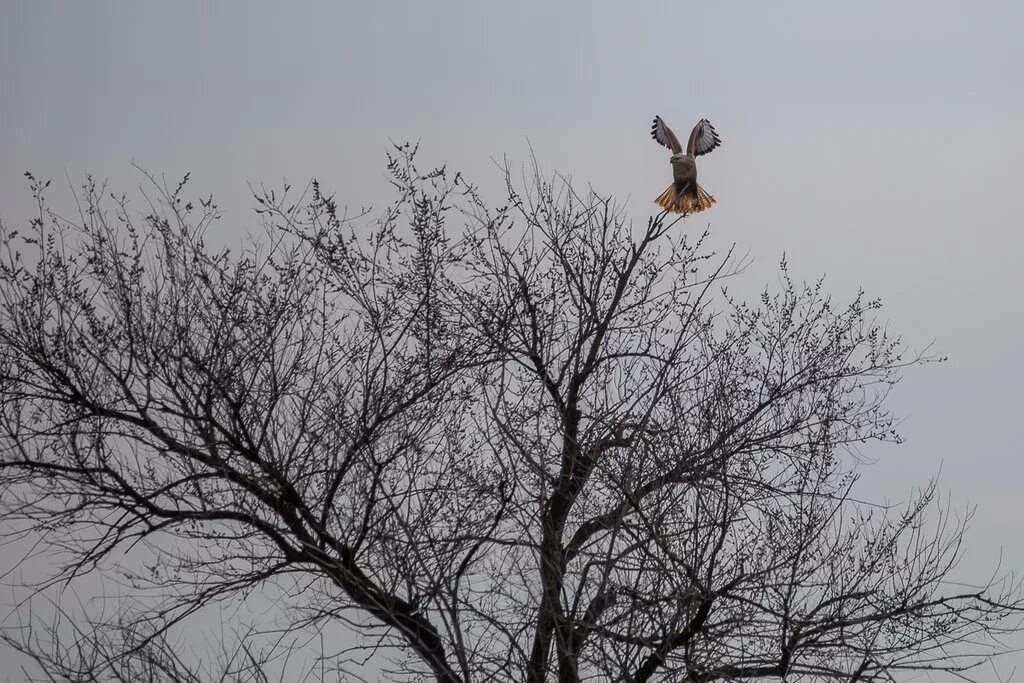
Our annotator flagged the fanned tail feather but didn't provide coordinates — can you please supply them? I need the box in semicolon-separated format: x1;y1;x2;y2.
654;183;716;215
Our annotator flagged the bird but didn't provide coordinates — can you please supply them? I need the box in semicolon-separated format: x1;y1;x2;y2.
650;115;721;215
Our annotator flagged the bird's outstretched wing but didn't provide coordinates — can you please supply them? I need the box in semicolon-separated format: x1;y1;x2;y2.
687;119;721;157
650;116;682;154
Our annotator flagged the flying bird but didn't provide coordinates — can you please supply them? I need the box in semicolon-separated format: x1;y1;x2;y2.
650;115;721;215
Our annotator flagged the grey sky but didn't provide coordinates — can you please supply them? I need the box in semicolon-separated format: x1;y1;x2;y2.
2;0;1023;679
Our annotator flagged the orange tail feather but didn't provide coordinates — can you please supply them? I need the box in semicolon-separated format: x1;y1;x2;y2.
654;183;716;215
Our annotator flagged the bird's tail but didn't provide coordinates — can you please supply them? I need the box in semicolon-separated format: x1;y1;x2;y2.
654;183;716;215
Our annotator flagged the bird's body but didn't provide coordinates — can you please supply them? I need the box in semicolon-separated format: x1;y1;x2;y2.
650;115;721;215
669;153;695;185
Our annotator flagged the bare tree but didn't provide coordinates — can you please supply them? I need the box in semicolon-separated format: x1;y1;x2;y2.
0;147;1020;682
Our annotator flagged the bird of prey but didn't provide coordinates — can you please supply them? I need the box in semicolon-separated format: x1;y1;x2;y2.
650;115;721;215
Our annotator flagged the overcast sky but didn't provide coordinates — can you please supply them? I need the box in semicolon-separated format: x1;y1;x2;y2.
2;1;1023;679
